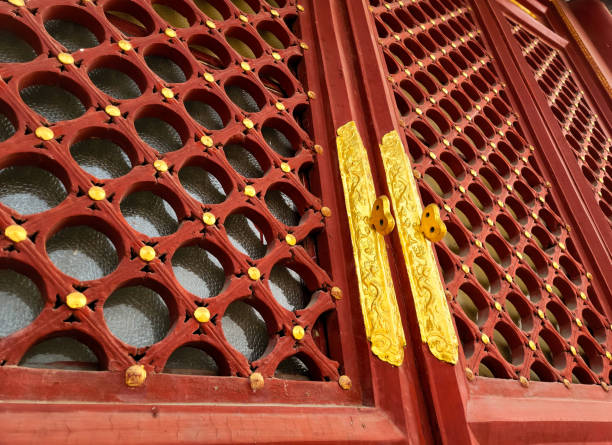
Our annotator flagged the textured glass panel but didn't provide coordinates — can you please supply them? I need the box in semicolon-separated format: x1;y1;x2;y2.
0;270;44;337
185;100;224;130
222;300;267;362
269;265;309;311
104;286;170;347
262;126;293;156
145;55;186;83
47;225;118;281
275;356;310;380
179;166;225;204
20;337;98;370
224;144;263;178
120;191;178;237
194;0;224;20
225;214;267;259
70;138;131;179
0;113;15;141
164;346;219;375
44;19;99;52
225;85;260;113
135;117;183;153
172;246;225;299
0;166;66;215
89;67;141;99
265;189;300;226
0;30;37;63
20;85;86;123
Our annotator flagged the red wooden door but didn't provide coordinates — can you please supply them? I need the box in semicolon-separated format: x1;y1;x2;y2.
0;0;611;443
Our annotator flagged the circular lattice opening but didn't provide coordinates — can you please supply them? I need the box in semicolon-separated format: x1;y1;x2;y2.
268;263;311;311
120;190;179;238
178;163;227;204
0;268;44;337
70;133;133;179
164;345;220;375
172;244;227;299
144;43;192;83
88;56;146;100
223;140;267;178
43;6;103;52
265;188;301;226
20;76;88;123
0;165;67;215
20;336;101;371
0;16;40;63
225;212;269;259
222;299;268;363
184;89;231;130
134;106;188;154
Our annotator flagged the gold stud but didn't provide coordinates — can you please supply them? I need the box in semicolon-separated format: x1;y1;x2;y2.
331;286;343;300
244;185;256;197
205;20;216;29
575;318;582;327
586;272;592;280
314;144;324;154
285;233;296;245
307;90;316;99
118;40;132;51
429;152;437;160
105;105;121;117
528;340;536;351
443;139;450;146
300;42;309;50
164;28;177;38
552;262;560;270
248;266;261;281
194;307;210;323
57;52;74;65
487;218;493;226
505;274;512;283
462;265;470;274
524;231;531;239
321;206;332;217
292;325;305;340
243;118;254;129
88;186;106;201
545;284;553;292
202;212;216;226
35;126;54;141
161;87;174;99
606;351;612;360
272;52;281;61
66;292;86;309
459;185;465;193
271;9;280;17
275;102;285;111
494;302;502;311
279;162;291;173
240;61;251;71
139;246;156;262
475;240;482;248
297;4;305;12
249;372;264;390
8;0;25;5
570;345;577;356
338;375;352;390
519;376;529;388
4;225;27;243
481;333;490;344
563;378;570;389
200;135;213;147
537;309;545;319
415;107;423;115
204;72;215;82
239;14;249;23
579;291;587;300
125;364;146;387
443;204;452;212
153;159;168;172
516;252;523;260
465;367;475;381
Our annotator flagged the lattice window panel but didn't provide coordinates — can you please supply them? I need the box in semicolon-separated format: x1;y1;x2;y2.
507;18;612;227
0;0;342;383
370;0;612;386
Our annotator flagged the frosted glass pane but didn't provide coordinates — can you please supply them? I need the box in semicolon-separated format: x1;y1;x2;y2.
172;246;225;299
185;100;224;130
120;191;178;237
225;214;267;259
225;85;260;113
145;55;186;83
70;138;131;179
20;85;85;123
44;19;99;52
223;300;267;362
224;144;263;178
0;269;44;337
20;337;98;370
269;265;309;311
135;117;183;153
275;356;310;380
89;67;141;99
265;189;299;226
0;29;36;63
179;166;225;204
164;346;218;375
0;166;66;215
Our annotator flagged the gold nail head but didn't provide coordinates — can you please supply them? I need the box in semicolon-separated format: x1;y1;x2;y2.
465;367;475;381
519;376;529;388
462;265;470;274
139;246;156;262
338;375;352;390
579;291;587;300
537;309;545;319
575;318;582;327
105;105;121;117
57;52;74;65
272;52;281;61
153;159;168;172
552;262;560;270
243;118;254;129
8;0;25;5
601;382;609;392
204;72;215;82
314;144;323;154
331;286;343;300
280;162;291;173
563;378;570;389
88;186;106;201
505;274;512;283
307;90;316;99
545;284;553;293
528;340;536;351
300;42;309;50
415;107;423;115
66;292;86;309
586;272;593;280
570;345;577;356
429;152;437;160
194;306;210;323
516;252;523;260
481;333;489;344
271;9;280;17
321;206;332;217
487;218;494;226
275;102;285;111
164;28;177;38
285;233;296;245
247;266;261;281
206;20;216;29
244;185;256;197
35;126;54;141
125;364;147;387
249;372;264;390
118;40;132;51
161;87;174;99
239;14;248;23
606;351;612;360
4;225;27;243
494;302;502;311
200;135;214;147
292;325;305;340
475;240;482;248
459;186;465;193
297;4;305;12
203;212;216;226
240;61;251;72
